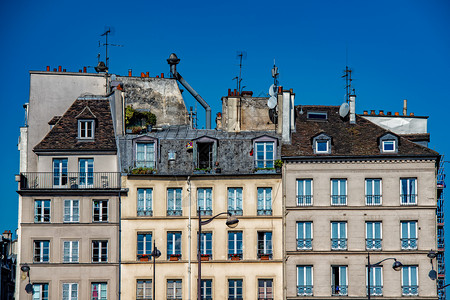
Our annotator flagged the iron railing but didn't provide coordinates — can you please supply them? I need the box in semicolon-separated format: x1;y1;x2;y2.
367;285;383;296
297;195;313;206
402;285;418;296
257;209;272;216
401;238;417;250
297;238;313;250
331;238;347;250
365;195;382;205
331;285;348;296
331;195;347;206
20;172;120;189
400;194;417;205
366;238;382;250
297;285;313;296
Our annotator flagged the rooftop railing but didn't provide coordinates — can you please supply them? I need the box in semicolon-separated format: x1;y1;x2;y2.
19;172;121;190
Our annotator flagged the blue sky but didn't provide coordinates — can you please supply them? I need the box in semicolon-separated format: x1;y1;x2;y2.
1;0;449;278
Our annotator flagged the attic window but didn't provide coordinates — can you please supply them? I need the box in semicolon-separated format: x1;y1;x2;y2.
382;140;395;152
78;120;95;139
379;133;398;153
313;133;331;154
307;111;327;121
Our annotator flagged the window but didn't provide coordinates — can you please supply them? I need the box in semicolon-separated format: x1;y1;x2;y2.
331;179;347;205
167;188;182;216
402;266;418;295
198;188;212;216
331;266;348;296
400;178;417;205
92;240;108;262
255;141;274;168
64;200;79;222
307;111;327;120
366;222;382;250
331;222;347;250
228;279;242;300
34;240;50;262
401;221;417;250
199;232;212;258
297;266;313;296
379;133;398;153
197;142;214;169
228;231;243;259
382;140;395;152
62;283;78;300
33;283;49;300
79;158;94;187
167;280;182;299
367;266;383;296
137;189;153;216
63;241;79;263
297;222;313;250
136;142;156;168
136;280;152;300
200;279;212;300
137;233;152;258
258;279;273;299
35;200;50;223
91;282;107;300
53;158;68;187
297;179;313;206
257;187;272;215
227;188;243;215
257;232;273;259
78;120;94;139
167;232;182;259
93;200;108;222
313;133;331;154
366;179;382;205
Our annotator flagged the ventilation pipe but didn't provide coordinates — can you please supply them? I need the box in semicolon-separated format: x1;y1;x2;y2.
167;53;211;129
349;94;356;124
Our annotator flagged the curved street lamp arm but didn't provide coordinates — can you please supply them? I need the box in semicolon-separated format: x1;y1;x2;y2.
370;257;398;267
200;211;230;226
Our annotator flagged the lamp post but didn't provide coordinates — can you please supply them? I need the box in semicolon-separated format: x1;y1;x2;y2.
20;264;33;294
367;252;402;300
151;243;161;300
197;209;239;300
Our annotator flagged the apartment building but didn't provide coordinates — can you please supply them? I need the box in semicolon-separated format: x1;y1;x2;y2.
282;103;440;299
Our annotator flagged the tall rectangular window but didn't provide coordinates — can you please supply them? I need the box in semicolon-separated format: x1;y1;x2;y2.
331;179;347;205
137;233;152;258
93;200;108;222
137;189;153;216
331;266;348;296
227;188;243;215
63;241;79;263
297;179;313;206
228;279;243;299
33;283;49;300
64;200;79;222
167;280;182;299
367;266;383;296
366;222;382;250
228;231;243;260
366;179;382;205
79;158;94;187
200;279;212;300
402;266;418;295
199;232;212;258
167;232;182;259
331;222;347;250
35;200;50;223
34;240;50;263
258;279;273;299
255;141;274;168
62;283;78;300
257;187;272;215
400;178;417;205
297;266;313;296
167;188;182;216
136;280;152;300
297;222;313;250
401;221;417;250
136;142;156;168
53;158;68;187
197;188;212;216
257;232;273;259
79;120;94;139
92;240;108;262
91;282;107;300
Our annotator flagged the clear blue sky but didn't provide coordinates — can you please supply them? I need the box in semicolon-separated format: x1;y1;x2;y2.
1;0;449;277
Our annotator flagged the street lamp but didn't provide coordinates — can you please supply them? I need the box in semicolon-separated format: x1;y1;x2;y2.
367;252;402;300
197;209;239;300
151;243;161;300
20;264;33;294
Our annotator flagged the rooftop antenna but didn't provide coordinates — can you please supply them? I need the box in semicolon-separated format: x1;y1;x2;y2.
234;51;247;93
342;65;353;103
98;26;123;71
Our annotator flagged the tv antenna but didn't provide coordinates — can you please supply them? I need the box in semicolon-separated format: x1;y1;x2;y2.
341;66;353;103
233;51;247;93
99;26;123;71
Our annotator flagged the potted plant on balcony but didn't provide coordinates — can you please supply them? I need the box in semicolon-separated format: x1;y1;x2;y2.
275;159;283;173
200;254;211;261
169;254;181;261
137;254;149;262
229;254;241;261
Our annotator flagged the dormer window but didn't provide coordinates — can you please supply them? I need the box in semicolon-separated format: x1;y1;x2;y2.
379;133;398;153
382;140;395;152
252;135;278;169
193;136;218;170
313;133;331;154
78;120;95;139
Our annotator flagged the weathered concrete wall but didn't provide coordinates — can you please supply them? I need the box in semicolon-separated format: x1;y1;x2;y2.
363;115;428;134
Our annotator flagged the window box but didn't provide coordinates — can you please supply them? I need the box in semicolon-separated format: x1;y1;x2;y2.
130;167;157;175
254;168;275;174
169;254;181;261
137;254;150;262
193;168;211;175
229;254;242;261
201;254;211;261
259;254;271;260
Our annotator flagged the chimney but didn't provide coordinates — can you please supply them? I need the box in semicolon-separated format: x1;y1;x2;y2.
371;110;376;115
161;73;164;78
387;112;392;116
46;66;50;71
228;89;231;96
83;67;87;73
363;111;368;115
403;99;407;116
349;94;356;124
128;69;132;77
379;110;384;116
58;66;62;72
146;72;149;77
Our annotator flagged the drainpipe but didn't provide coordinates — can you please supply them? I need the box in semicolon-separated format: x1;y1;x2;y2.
187;176;192;300
118;191;122;300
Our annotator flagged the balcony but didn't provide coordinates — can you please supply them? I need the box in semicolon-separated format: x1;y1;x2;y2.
331;285;348;296
331;195;347;206
297;238;312;250
19;172;120;190
365;195;382;206
367;285;383;296
402;285;418;296
400;194;417;205
257;209;272;216
297;195;313;206
366;238;382;250
401;238;417;250
297;285;313;296
331;238;347;250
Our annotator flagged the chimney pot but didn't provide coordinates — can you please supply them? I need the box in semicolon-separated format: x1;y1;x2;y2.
161;73;164;78
410;112;414;116
370;110;376;115
228;89;231;96
128;69;132;77
83;67;87;73
141;72;145;77
387;112;392;116
278;86;282;93
156;75;159;78
79;69;82;73
146;72;149;77
395;112;399;116
46;66;50;71
379;110;384;115
58;66;62;72
53;68;57;72
63;69;66;72
363;111;368;115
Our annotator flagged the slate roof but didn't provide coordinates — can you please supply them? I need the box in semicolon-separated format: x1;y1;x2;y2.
34;99;116;152
282;105;439;158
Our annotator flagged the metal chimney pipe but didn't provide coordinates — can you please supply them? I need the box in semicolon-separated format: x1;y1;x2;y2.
349;94;356;124
403;99;407;116
167;53;211;129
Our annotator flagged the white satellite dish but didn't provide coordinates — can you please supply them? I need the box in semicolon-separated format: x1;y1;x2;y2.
268;96;277;109
269;84;276;97
339;102;350;118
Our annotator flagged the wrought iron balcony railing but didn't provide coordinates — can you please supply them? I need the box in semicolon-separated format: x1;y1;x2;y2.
19;172;121;190
401;238;418;250
297;195;313;206
365;195;382;205
297;285;313;296
402;285;418;296
367;285;383;296
331;285;348;296
331;195;347;206
331;238;347;250
297;238;313;250
366;238;382;250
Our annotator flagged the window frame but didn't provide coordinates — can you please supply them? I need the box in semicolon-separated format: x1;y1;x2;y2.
227;187;243;216
92;240;108;263
167;188;182;216
400;178;417;205
34;240;50;263
137;232;152;258
93;200;108;222
297;265;313;296
401;266;418;296
257;279;273;299
365;179;382;205
78;119;95;140
199;232;213;257
53;158;68;187
296;221;313;250
228;279;243;299
331;222;347;250
91;282;107;300
167;279;182;300
252;135;277;169
257;231;273;259
62;282;78;300
63;240;79;263
312;133;331;154
379;133;398;153
136;280;152;300
366;266;383;296
296;179;313;206
200;279;213;299
331;179;347;206
33;283;49;300
331;265;348;296
64;199;79;223
35;199;51;223
137;188;153;216
365;221;382;251
167;232;182;259
197;188;213;216
228;231;243;259
401;221;418;250
79;158;94;187
257;187;272;216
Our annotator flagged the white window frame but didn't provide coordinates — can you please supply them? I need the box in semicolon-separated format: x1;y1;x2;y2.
257;187;272;215
297;265;313;296
315;140;329;153
331;222;347;250
296;179;313;206
167;279;182;299
401;221;418;250
400;178;417;205
33;283;49;300
64;200;79;223
137;188;153;216
35;199;51;223
296;222;313;250
366;266;383;296
331;179;347;205
402;266;418;295
78;119;95;139
197;188;213;216
228;279;243;299
227;187;243;215
136;280;152;300
93;200;108;222
382;140;396;152
137;233;152;256
91;282;107;300
254;140;275;168
34;240;50;263
365;179;382;205
331;266;348;296
258;279;273;299
135;142;156;168
167;188;182;216
63;241;79;263
62;282;78;300
365;222;382;250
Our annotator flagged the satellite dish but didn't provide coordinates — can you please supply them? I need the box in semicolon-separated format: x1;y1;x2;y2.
339;102;350;118
269;84;276;97
428;269;437;280
268;96;277;109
